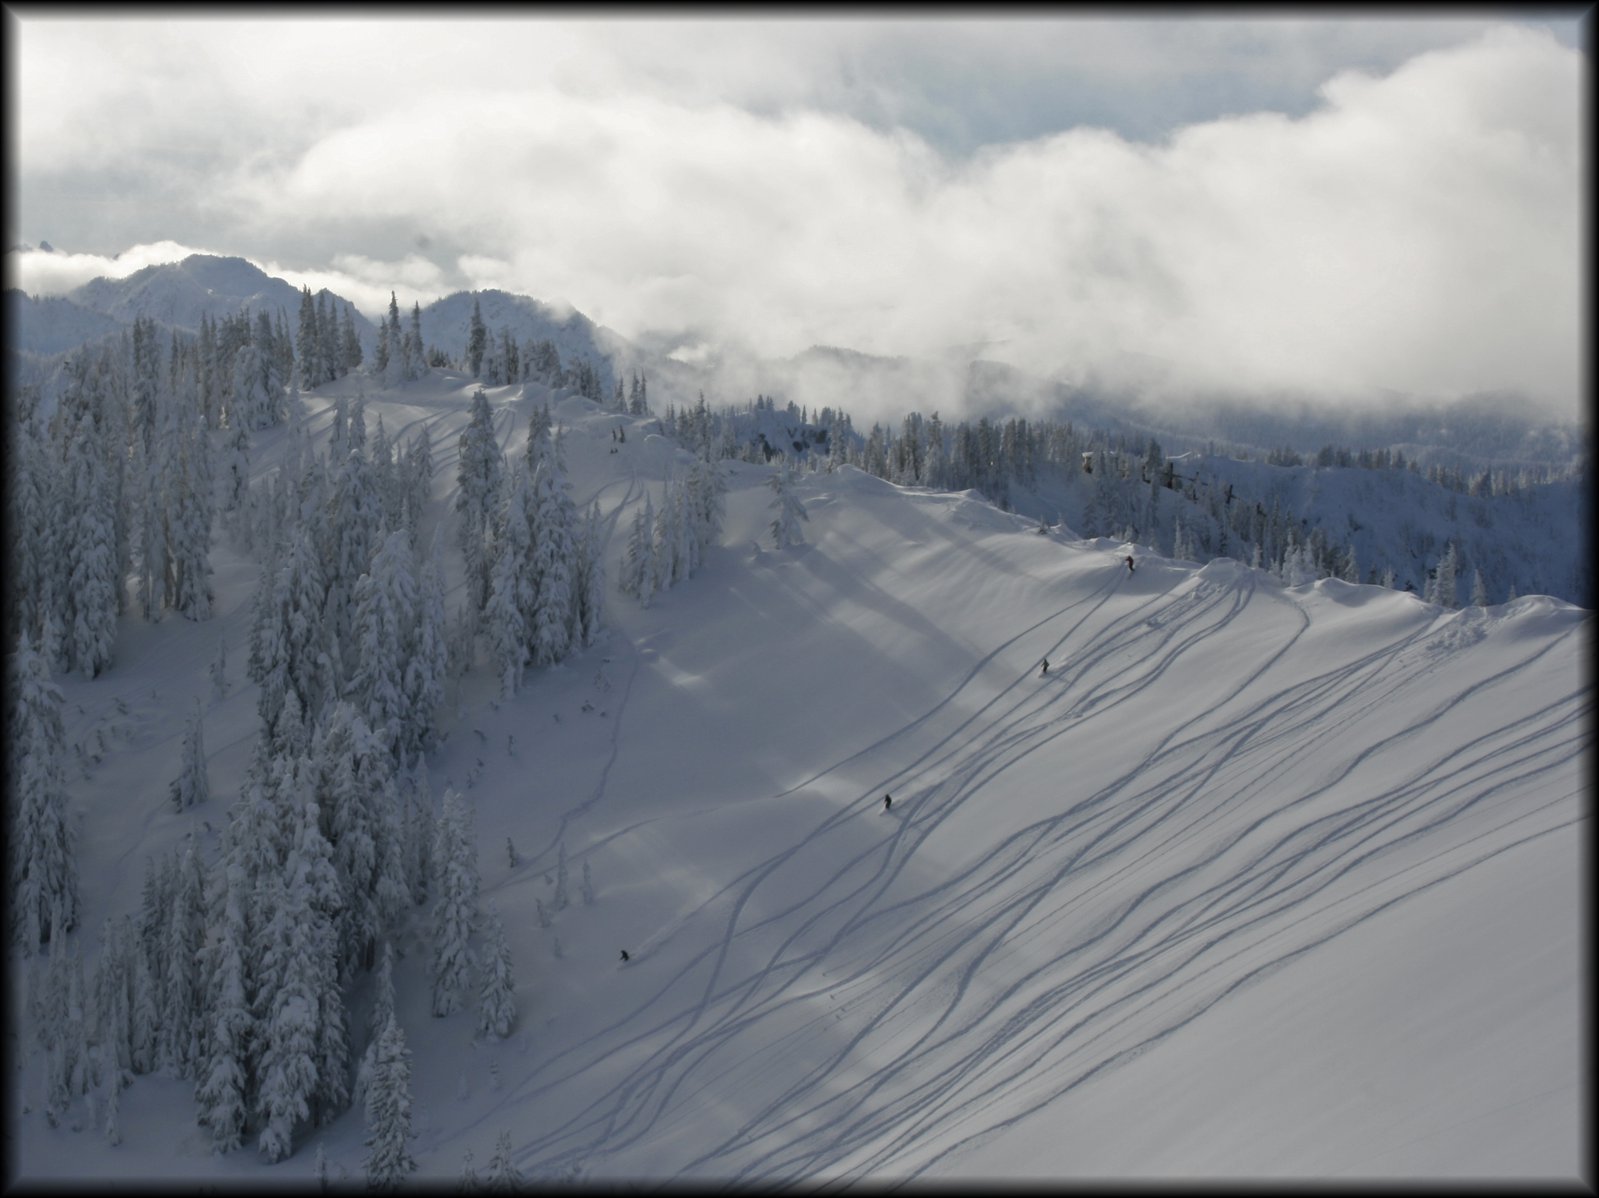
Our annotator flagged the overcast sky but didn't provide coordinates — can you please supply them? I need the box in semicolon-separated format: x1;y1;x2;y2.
6;10;1588;420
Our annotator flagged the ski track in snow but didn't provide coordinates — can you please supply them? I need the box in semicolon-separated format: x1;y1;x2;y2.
485;556;1586;1181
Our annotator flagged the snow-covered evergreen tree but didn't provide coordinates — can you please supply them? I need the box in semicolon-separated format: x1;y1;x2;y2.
687;459;727;559
318;293;340;387
524;402;553;473
403;758;435;909
134;417;170;622
195;856;252;1153
383;292;406;387
485;1129;523;1190
1280;541;1317;587
223;417;251;518
128;927;160;1076
169;700;210;811
554;843;569;912
403;532;450;759
1427;542;1459;608
456;388;504;610
407;302;426;381
351;530;418;759
161;839;208;1078
654;481;681;591
1470;567;1488;607
211;637;229;700
252;863;313;1160
319;703;408;981
529;460;575;667
497;328;518;386
572;503;607;649
341;302;364;375
231;342;274;431
363;1012;417;1188
62;398;121;677
325;447;383;659
621;495;656;606
255;524;333;749
1171;516;1193;563
485;470;535;698
102;1060;123;1146
459;1148;481;1191
171;411;216;620
298;286;322;390
401;424;434;544
10;633;78;949
476;906;516;1040
92;916;135;1087
768;462;809;549
348;393;368;459
43;908;91;1127
355;940;397;1111
373;318;390;381
255;784;348;1159
1333;541;1358;584
137;849;177;1010
11;412;55;647
431;789;479;1017
468;297;487;378
299;792;351;1129
672;475;697;581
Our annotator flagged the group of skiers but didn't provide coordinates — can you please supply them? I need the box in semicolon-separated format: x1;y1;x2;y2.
622;556;1138;965
1040;556;1134;679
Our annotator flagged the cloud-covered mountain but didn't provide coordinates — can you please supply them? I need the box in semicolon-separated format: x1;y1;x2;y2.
69;254;302;329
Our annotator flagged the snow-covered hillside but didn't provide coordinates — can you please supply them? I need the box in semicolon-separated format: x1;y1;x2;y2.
990;450;1589;608
67;255;319;334
1174;452;1589;608
1044;384;1590;475
5;290;124;357
8;368;1586;1186
418;290;626;393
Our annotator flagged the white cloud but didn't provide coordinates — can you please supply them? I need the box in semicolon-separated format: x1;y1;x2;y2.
248;255;453;323
12;18;1584;422
5;240;226;296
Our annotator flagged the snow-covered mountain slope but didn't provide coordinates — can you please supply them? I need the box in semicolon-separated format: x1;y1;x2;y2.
70;254;294;329
419;289;626;390
1178;452;1589;607
10;371;1587;1185
63;254;378;346
991;450;1588;608
5;290;124;356
1080;389;1590;473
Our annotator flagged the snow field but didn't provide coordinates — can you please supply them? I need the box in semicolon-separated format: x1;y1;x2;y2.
12;369;1586;1185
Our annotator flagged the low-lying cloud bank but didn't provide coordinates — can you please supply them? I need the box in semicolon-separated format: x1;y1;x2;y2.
12;22;1581;423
